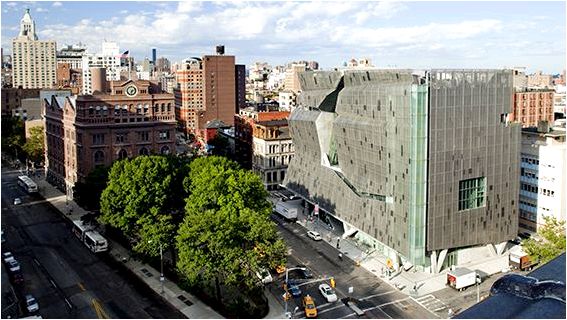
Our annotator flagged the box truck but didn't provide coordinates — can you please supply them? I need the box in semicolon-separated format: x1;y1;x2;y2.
447;267;478;291
274;199;302;220
509;248;539;271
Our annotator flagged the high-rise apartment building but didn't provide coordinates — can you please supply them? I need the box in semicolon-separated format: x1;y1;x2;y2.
519;125;566;234
174;47;236;143
283;69;520;272
511;89;554;128
12;9;57;89
81;41;126;94
284;63;306;94
44;71;176;198
235;64;246;113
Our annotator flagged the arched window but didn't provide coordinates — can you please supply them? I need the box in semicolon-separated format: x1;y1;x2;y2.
160;146;170;155
161;103;165;113
166;103;171;112
94;150;104;163
118;149;128;160
139;147;149;156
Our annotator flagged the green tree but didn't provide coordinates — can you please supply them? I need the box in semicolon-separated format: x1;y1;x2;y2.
99;155;190;256
523;216;566;264
1;116;25;160
73;165;110;210
176;156;286;297
22;126;45;164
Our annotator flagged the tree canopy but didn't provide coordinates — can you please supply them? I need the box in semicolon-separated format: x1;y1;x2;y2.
73;165;110;211
523;216;566;264
176;156;286;292
1;117;25;160
23;126;45;164
99;155;190;256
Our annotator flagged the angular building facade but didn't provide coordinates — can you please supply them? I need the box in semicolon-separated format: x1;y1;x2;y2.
283;69;520;271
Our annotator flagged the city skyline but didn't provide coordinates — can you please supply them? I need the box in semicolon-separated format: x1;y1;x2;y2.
1;0;565;73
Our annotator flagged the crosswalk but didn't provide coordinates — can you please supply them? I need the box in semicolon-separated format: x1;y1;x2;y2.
412;294;448;313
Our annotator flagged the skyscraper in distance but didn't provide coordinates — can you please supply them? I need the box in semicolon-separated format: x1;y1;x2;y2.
12;9;57;89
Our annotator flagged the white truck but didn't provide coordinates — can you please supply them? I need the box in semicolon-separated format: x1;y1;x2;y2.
447;267;478;291
274;199;303;220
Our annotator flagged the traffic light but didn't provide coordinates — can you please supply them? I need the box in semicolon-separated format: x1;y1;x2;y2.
330;277;336;288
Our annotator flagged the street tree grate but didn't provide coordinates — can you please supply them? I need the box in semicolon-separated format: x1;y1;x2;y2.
177;295;193;306
140;268;153;277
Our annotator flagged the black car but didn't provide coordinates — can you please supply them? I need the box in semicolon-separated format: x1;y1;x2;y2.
295;265;313;278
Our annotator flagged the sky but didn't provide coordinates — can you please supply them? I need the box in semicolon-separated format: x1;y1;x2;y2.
1;0;565;73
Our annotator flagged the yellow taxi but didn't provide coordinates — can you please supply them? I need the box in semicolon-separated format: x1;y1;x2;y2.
302;295;317;318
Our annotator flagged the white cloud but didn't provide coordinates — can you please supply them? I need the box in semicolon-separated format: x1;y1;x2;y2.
6;2;18;7
355;1;407;24
177;1;202;13
36;7;48;13
52;1;62;7
17;1;562;72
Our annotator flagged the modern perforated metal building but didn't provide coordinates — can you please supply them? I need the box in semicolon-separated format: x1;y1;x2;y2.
282;69;521;272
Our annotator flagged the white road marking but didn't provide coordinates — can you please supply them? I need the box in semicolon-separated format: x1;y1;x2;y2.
359;289;398;301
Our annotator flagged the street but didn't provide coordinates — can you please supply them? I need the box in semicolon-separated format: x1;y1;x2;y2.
268;213;435;319
1;166;184;318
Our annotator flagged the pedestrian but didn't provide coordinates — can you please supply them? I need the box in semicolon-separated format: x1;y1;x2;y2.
338;253;343;260
336;237;340;249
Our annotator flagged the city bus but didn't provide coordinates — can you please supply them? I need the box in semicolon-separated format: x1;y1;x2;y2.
71;220;108;253
17;175;38;193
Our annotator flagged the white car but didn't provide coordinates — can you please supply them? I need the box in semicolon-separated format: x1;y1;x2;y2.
256;268;273;284
14;198;22;205
307;231;322;241
3;251;14;263
25;294;39;313
5;257;21;273
319;283;338;302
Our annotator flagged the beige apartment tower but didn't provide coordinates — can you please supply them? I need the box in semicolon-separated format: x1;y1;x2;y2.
12;9;57;89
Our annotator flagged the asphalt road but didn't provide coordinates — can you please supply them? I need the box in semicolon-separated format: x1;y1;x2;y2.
269;214;435;319
1;167;184;319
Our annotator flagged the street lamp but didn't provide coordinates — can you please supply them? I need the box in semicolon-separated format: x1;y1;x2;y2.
148;240;164;294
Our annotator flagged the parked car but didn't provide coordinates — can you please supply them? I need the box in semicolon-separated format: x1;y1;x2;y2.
2;251;13;263
287;280;302;297
1;230;5;243
319;283;338;302
295;265;313;278
302;295;317;318
13;198;22;205
6;258;21;273
307;231;322;241
255;268;273;284
24;294;39;313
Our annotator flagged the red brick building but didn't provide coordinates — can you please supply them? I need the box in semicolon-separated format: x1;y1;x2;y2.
174;48;237;146
56;62;82;94
511;89;554;128
44;74;176;198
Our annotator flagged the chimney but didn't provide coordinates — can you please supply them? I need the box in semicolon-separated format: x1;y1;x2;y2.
90;67;107;94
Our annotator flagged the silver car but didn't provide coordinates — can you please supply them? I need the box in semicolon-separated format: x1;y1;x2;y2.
25;294;39;313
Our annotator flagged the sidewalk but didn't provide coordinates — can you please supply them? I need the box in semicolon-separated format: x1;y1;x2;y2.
295;209;510;298
33;175;224;319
